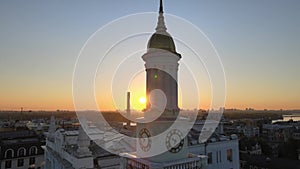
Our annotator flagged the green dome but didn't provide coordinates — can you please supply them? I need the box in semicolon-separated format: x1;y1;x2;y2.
147;33;176;53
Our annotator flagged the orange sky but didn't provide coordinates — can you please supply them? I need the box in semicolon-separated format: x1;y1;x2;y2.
1;78;299;111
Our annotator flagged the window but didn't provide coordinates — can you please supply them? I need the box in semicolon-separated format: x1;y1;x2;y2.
29;146;37;155
17;159;24;167
4;149;14;158
29;157;35;165
219;151;222;162
216;151;218;163
17;147;26;157
5;160;12;168
208;152;213;164
227;149;233;162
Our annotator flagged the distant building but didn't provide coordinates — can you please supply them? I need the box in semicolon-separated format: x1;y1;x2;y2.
0;130;44;169
291;129;300;160
243;126;259;137
224;119;260;138
240;143;262;155
240;154;300;169
262;124;293;143
293;129;300;140
26;119;50;135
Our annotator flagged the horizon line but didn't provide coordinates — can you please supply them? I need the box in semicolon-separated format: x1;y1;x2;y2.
1;108;300;112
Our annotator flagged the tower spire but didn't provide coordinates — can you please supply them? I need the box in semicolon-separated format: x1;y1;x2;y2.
156;0;167;34
159;0;163;13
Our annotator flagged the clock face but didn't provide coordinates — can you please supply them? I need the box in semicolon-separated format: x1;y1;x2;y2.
138;128;151;152
165;129;184;153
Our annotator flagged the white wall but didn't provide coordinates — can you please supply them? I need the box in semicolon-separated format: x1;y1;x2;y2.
189;139;239;169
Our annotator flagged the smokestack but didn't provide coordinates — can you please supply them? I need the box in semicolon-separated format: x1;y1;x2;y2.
127;92;130;113
126;92;131;127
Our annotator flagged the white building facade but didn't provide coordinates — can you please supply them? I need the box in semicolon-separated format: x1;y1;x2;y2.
44;116;94;169
189;138;239;169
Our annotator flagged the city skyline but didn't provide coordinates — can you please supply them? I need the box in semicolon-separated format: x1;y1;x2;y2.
0;0;300;111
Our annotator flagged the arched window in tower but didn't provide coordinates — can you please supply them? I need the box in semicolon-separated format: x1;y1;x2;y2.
4;149;14;158
17;147;26;157
29;146;38;155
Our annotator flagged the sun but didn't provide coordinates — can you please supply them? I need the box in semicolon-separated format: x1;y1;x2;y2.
139;97;146;104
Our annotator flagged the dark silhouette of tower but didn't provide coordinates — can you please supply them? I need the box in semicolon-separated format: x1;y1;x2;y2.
142;0;181;117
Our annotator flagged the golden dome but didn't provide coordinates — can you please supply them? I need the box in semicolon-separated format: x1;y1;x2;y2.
147;33;176;53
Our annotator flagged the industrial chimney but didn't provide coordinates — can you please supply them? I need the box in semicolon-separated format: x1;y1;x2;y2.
126;92;131;127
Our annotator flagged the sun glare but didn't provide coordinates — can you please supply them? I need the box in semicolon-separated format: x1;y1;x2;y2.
139;97;146;104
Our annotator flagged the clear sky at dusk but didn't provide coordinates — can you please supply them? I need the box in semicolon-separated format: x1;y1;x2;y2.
0;0;299;111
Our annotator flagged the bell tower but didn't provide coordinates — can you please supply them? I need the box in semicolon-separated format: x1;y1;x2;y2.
142;0;181;117
120;1;208;168
137;0;189;163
